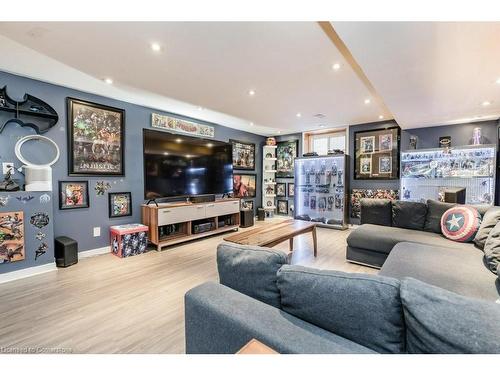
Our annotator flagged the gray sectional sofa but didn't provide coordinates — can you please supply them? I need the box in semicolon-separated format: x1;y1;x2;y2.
184;242;500;354
346;198;500;301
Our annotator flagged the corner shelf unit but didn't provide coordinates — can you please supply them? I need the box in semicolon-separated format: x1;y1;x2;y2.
262;145;278;216
141;198;240;251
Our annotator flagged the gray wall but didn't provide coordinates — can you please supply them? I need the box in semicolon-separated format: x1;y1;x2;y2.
0;70;266;252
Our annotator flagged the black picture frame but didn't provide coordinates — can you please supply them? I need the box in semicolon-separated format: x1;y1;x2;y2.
230;139;256;170
276;140;299;178
108;192;133;218
354;126;401;180
287;182;295;197
276;182;286;197
232;173;257;198
277;199;289;215
59;180;90;210
67;97;125;176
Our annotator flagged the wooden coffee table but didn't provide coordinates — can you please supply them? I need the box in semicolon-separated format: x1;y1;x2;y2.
237;339;278;354
224;219;317;256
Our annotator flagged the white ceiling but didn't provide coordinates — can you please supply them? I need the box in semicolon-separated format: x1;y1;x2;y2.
333;22;500;128
0;22;498;135
0;22;389;135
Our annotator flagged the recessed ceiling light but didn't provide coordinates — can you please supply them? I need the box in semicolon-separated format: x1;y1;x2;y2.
197;106;204;111
151;42;161;52
296;112;302;118
163;152;169;156
206;143;213;148
379;115;384;120
186;154;192;158
364;98;371;104
482;101;491;107
332;63;341;71
175;138;182;143
104;78;113;84
495;78;500;84
277;131;281;134
248;89;256;96
249;122;254;126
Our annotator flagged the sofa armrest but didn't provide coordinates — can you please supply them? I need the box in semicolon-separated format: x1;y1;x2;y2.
184;282;375;354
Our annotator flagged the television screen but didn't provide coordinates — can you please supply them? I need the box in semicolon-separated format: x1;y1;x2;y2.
143;129;233;199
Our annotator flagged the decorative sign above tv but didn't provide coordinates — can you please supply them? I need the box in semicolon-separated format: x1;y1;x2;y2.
67;98;125;176
151;113;215;138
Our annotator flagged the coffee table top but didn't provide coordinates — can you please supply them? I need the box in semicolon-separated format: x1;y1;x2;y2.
224;219;315;247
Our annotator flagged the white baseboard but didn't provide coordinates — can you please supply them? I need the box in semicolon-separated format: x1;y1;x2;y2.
0;262;57;285
79;246;110;259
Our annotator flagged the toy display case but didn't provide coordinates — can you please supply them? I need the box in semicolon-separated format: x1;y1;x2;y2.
110;223;149;258
294;154;348;229
400;145;496;205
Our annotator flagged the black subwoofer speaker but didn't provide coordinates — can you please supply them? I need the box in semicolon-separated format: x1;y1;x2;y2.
55;236;78;268
240;210;254;228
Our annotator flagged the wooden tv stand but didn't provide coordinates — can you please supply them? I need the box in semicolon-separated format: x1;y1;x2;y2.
141;198;240;251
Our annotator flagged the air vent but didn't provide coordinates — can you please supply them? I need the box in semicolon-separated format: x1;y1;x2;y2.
313;113;326;119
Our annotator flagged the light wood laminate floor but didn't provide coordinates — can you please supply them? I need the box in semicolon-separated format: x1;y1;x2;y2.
0;218;375;354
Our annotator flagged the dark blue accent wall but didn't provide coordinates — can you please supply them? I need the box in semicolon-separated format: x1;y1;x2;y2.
0;70;266;252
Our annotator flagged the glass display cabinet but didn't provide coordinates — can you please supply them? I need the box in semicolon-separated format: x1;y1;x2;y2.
400;144;496;205
294;154;349;229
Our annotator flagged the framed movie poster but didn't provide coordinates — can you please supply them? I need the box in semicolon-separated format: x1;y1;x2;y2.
287;182;295;197
354;126;400;180
109;192;132;218
67;98;125;176
230;139;255;170
276;182;286;197
0;211;25;264
59;181;90;210
232;174;256;198
276;140;298;178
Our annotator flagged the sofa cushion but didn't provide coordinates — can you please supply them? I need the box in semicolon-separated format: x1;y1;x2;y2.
392;201;427;230
440;206;481;242
276;265;405;353
360;198;392;226
216;242;287;308
400;278;500;353
424;199;456;233
483;221;500;274
380;242;500;301
347;224;474;255
474;206;500;249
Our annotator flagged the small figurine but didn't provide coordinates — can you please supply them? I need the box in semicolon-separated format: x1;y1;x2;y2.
0;167;20;192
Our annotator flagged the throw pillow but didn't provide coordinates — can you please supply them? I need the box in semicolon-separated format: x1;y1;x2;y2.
483;220;500;274
440;206;481;242
276;265;405;354
392;201;427;230
360;198;392;226
216;242;288;308
474;207;500;250
401;278;500;353
424;199;456;233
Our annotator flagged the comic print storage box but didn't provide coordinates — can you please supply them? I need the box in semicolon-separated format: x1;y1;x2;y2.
110;224;148;258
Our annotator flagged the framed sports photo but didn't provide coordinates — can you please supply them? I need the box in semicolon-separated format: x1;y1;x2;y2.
230;139;255;170
354;126;400;180
59;181;90;210
108;192;132;218
67;98;125;176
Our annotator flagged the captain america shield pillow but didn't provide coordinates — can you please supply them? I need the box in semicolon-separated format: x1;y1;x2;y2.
440;206;481;242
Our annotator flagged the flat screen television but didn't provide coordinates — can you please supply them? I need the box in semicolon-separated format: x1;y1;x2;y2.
143;129;233;199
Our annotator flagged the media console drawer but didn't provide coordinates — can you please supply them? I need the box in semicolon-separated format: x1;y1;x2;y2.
158;205;206;226
206;200;240;217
